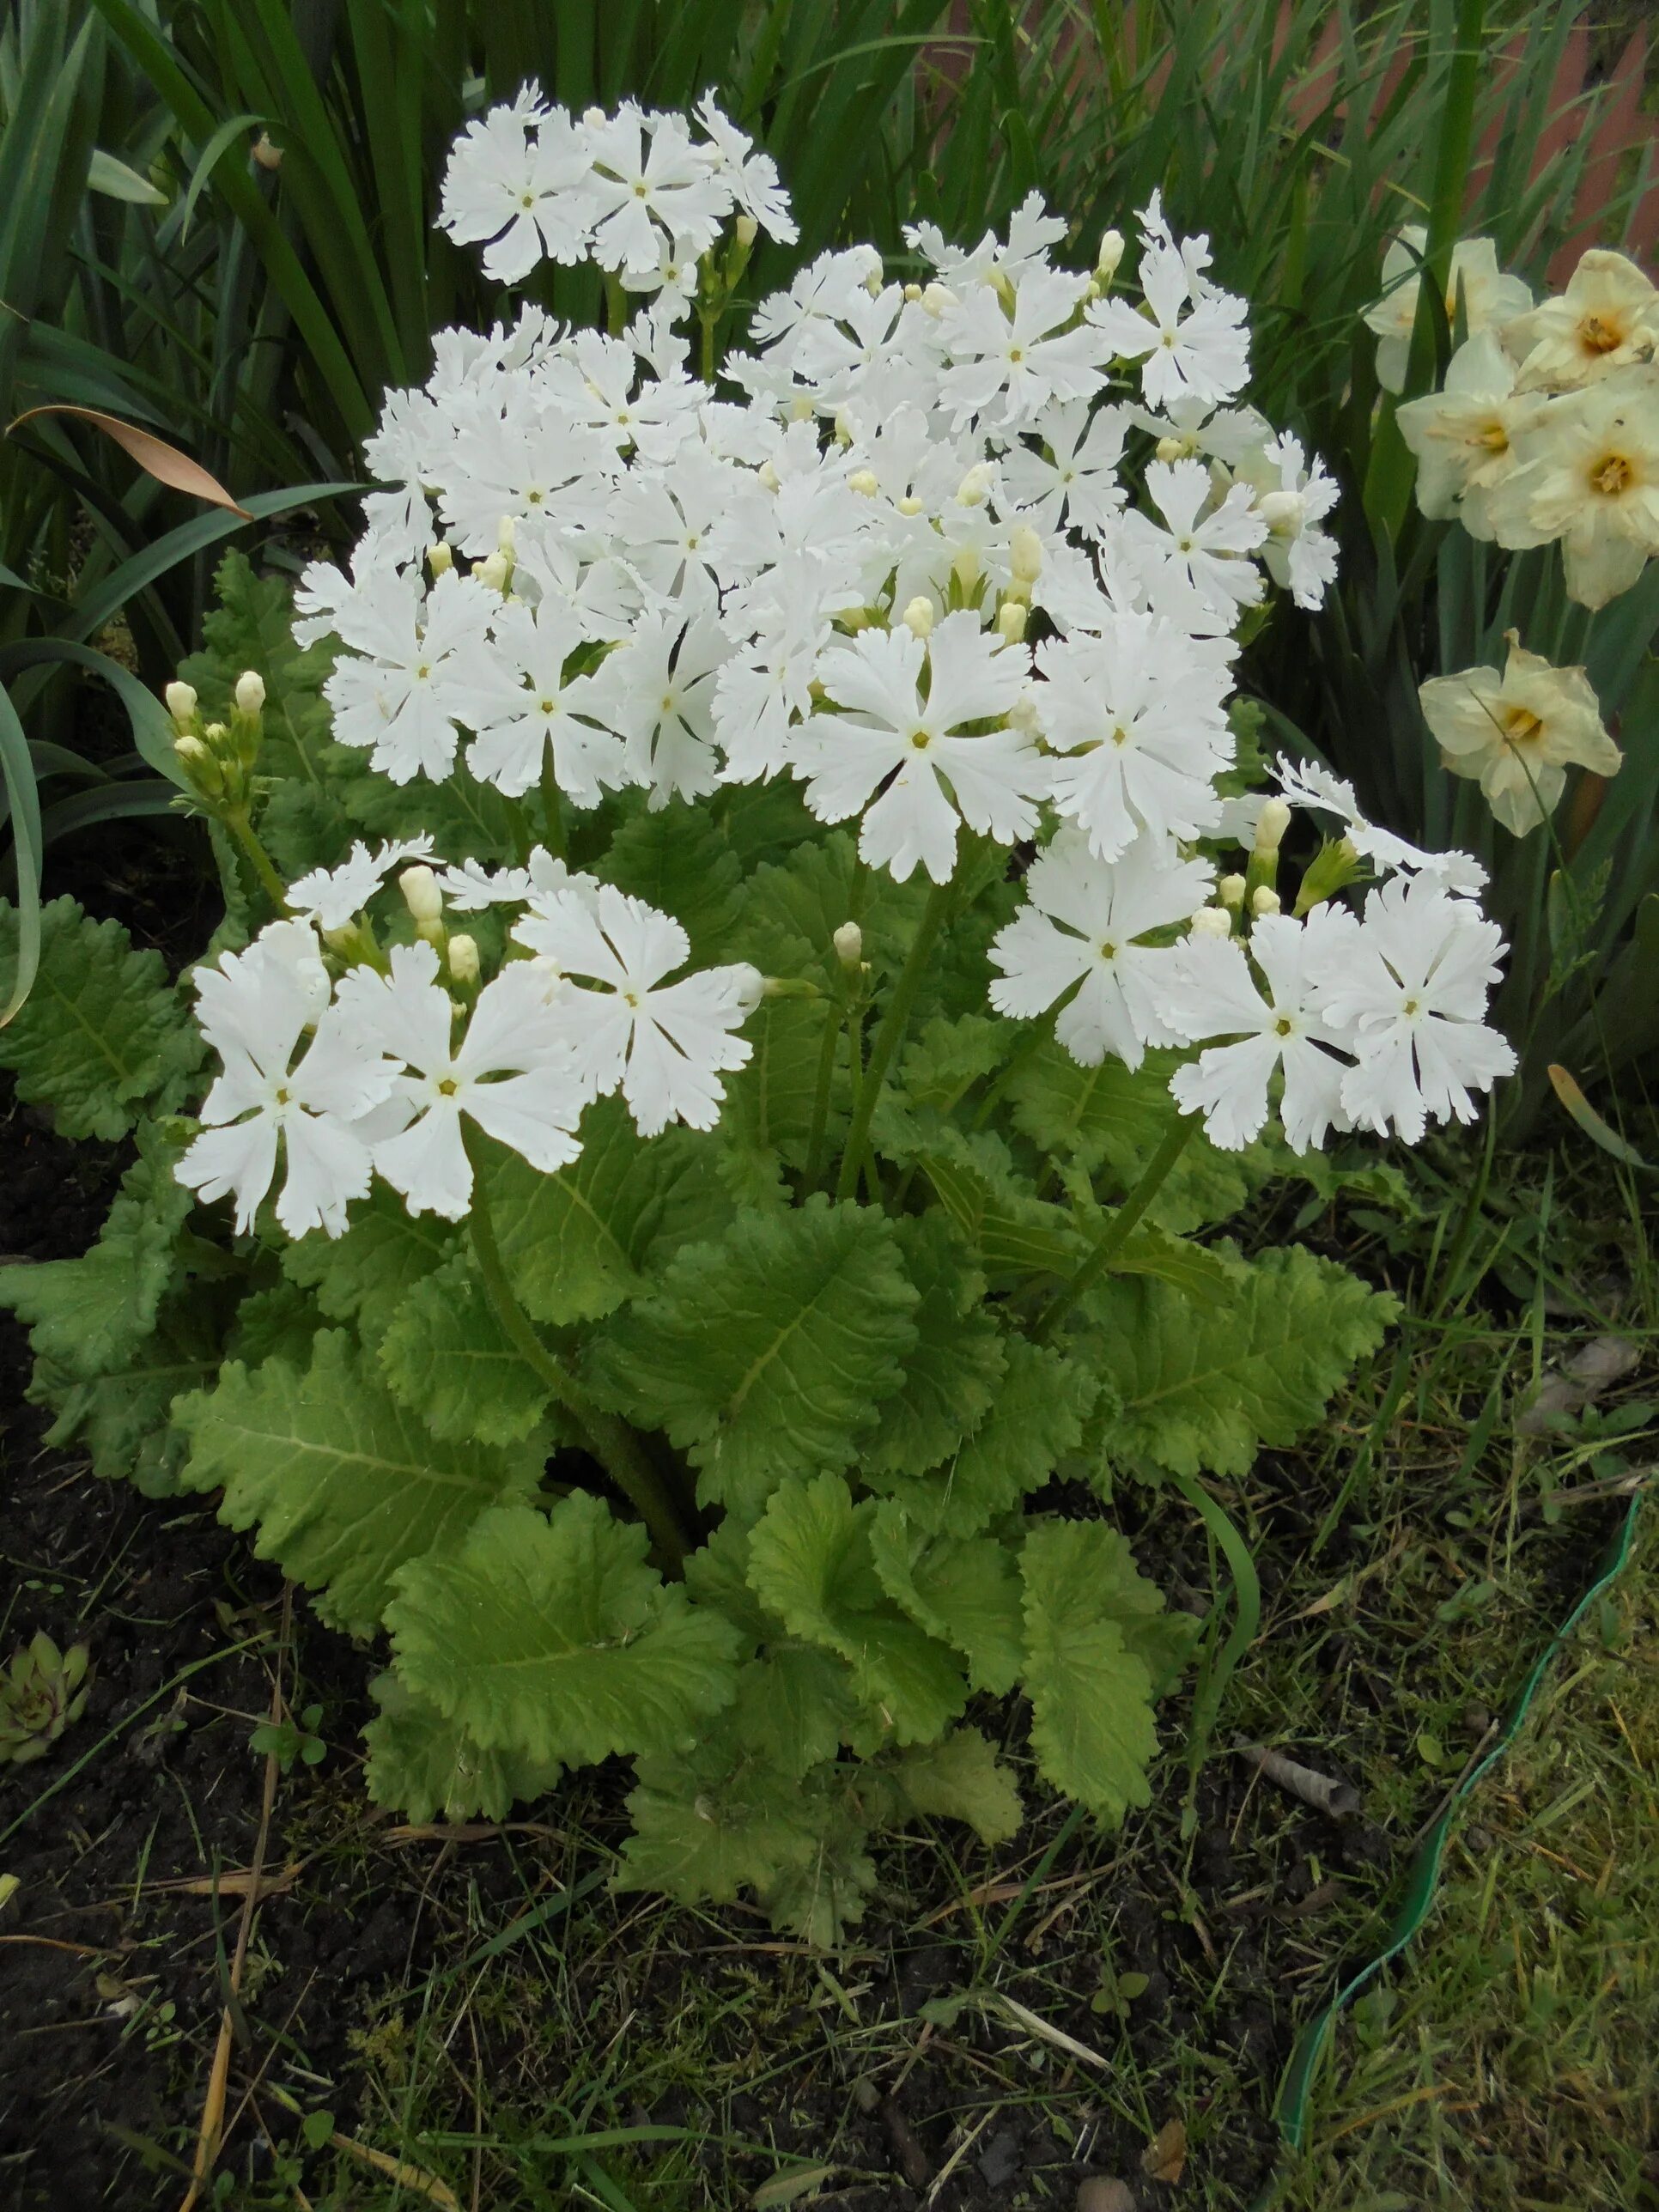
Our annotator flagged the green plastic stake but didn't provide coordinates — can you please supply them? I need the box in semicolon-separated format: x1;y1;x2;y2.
1275;1492;1645;2149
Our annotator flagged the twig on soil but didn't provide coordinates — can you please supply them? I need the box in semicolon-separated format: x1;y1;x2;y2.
1237;1742;1361;1817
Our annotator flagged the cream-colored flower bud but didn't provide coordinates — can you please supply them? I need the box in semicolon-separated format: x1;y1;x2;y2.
1155;434;1186;465
1218;872;1248;908
204;720;229;749
732;963;766;1013
399;864;443;927
996;599;1028;645
902;596;935;641
1007;695;1038;732
1250;884;1282;917
1189;904;1232;939
447;933;480;987
426;540;454;577
956;462;993;507
234;670;265;716
1257;489;1304;535
832;921;863;971
733;213;758;249
251;131;283;172
475;550;510;593
903;282;922;302
848;468;880;497
897;492;923;516
833;407;855;447
1254;797;1291;853
1097;227;1126;282
757;460;781;493
165;681;198;729
496;514;517;553
582;106;606;127
921;283;957;319
864;269;883;296
1010;523;1043;585
789;393;814;422
173;734;213;778
952;543;982;595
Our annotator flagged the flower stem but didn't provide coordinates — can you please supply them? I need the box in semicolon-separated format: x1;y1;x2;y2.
1034;1113;1199;1342
604;273;627;337
538;742;566;861
224;808;289;914
465;1146;690;1571
833;872;953;1204
802;995;844;1191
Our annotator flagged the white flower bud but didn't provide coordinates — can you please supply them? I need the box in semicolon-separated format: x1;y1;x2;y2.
1257;489;1304;535
1254;797;1291;853
848;468;880;497
204;720;228;747
475;550;510;593
757;460;780;492
1188;904;1232;939
956;462;993;507
833;407;855;447
1250;884;1282;917
903;282;922;301
996;599;1028;645
734;212;758;249
165;681;198;728
399;864;443;927
496;514;518;553
426;539;454;577
173;734;212;774
921;283;957;319
1009;524;1043;585
582;106;606;128
1218;872;1248;908
952;544;982;594
1007;694;1038;732
902;596;935;641
833;921;863;970
732;963;766;1015
447;933;480;987
789;393;815;422
864;270;883;296
1097;228;1126;281
234;670;265;716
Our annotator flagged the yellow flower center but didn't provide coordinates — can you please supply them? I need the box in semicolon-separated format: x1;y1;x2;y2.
910;729;931;750
1477;421;1509;452
437;1076;459;1097
1273;1016;1293;1038
1098;940;1117;961
1503;707;1545;750
1579;313;1624;356
1008;346;1025;364
1590;452;1633;497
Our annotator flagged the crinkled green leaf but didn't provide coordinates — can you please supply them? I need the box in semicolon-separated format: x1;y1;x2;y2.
620;1731;836;1913
731;1648;860;1778
1079;1243;1398;1477
378;1250;552;1445
1103;1223;1235;1307
175;1331;543;1634
747;1474;965;1745
0;897;200;1139
876;1110;1085;1279
590;1197;918;1520
869;1503;1024;1695
877;1727;1024;1845
282;1184;458;1347
599;802;744;962
895;1013;1012;1112
363;1670;562;1826
485;1103;732;1327
386;1497;742;1766
1020;1521;1159;1825
175;550;335;787
758;1796;879;1947
864;1214;1006;1479
733;830;926;985
31;1279;224;1497
870;1338;1099;1536
720;993;837;1194
226;1280;325;1370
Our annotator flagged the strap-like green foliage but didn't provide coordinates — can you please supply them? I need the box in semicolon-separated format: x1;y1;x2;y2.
0;897;201;1139
590;1197;921;1517
385;1498;744;1765
15;563;1422;1942
175;1332;546;1633
1077;1244;1398;1477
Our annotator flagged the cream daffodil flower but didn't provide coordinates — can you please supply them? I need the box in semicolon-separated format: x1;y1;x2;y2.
1418;635;1621;836
1488;364;1659;608
1505;248;1659;392
1396;331;1548;538
1364;228;1532;394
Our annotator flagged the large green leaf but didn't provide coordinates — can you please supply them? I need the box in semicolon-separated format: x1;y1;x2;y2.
589;1196;918;1518
386;1497;743;1766
176;1332;544;1633
0;897;200;1140
868;1503;1025;1696
1079;1244;1398;1477
363;1671;563;1826
862;1213;1006;1478
30;1279;224;1498
282;1186;458;1347
377;1251;554;1446
1019;1520;1160;1825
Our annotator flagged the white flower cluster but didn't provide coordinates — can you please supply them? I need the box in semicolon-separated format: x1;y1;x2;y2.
178;94;1516;1239
1371;235;1659;611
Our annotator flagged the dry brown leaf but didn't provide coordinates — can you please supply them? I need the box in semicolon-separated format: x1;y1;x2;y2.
1141;2116;1187;2185
8;405;251;516
326;2134;460;2209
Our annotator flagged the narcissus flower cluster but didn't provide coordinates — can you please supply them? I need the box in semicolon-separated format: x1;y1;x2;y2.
176;92;1515;1236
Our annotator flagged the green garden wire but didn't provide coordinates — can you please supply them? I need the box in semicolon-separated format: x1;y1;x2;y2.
1274;1491;1646;2153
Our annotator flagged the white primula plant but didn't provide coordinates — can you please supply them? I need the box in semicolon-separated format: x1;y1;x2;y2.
7;92;1519;1936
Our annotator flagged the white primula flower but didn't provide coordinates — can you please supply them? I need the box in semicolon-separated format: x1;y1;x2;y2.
465;597;625;804
987;828;1212;1068
1088;218;1250;410
1486;365;1659;610
511;883;762;1136
323;568;500;784
795;611;1041;884
1232;431;1340;609
1417;637;1621;836
1319;876;1516;1143
584;104;729;276
1506;248;1659;392
1036;615;1231;858
693;93;798;243
335;943;583;1219
586;610;731;806
1166;908;1358;1152
437;90;597;283
287;836;437;933
1395;331;1549;539
1363;228;1532;394
938;265;1110;431
1000;398;1129;537
1120;458;1267;615
1270;756;1488;894
179;924;396;1237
